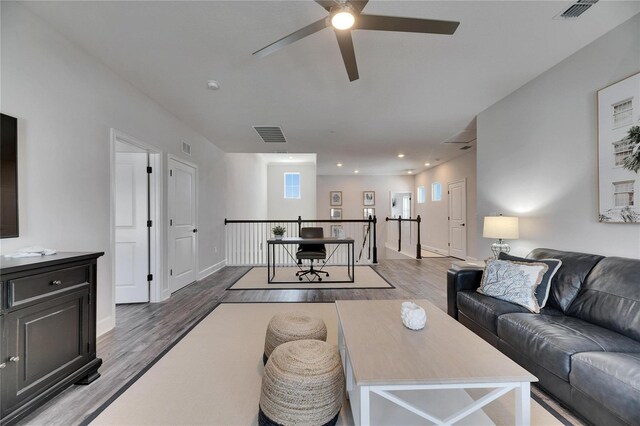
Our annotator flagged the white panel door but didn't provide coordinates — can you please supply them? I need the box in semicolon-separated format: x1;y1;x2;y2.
168;157;197;293
448;180;467;259
115;152;149;303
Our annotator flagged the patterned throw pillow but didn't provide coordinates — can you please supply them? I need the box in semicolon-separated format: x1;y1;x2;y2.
477;259;550;313
498;252;562;309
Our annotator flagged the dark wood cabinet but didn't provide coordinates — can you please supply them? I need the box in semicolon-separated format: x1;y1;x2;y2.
0;252;103;425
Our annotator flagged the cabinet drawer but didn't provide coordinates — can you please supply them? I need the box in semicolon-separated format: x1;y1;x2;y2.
6;265;90;309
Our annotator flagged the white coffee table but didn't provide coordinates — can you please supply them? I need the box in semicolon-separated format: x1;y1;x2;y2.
335;300;538;426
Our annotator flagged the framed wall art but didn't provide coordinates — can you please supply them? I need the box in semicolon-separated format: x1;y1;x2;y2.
330;208;342;220
363;208;375;219
597;72;640;223
330;191;342;206
363;191;375;206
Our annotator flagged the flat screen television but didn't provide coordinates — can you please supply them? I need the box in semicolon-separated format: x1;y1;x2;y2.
1;113;19;238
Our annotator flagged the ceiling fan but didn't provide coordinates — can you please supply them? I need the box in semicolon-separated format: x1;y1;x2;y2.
253;0;460;82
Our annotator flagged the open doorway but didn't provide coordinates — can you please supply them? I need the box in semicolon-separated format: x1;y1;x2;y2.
388;191;413;252
110;129;162;308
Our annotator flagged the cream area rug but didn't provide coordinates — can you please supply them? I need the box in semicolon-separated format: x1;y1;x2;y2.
90;303;561;426
227;266;393;290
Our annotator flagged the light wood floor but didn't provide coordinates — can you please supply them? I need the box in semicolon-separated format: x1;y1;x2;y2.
18;259;580;425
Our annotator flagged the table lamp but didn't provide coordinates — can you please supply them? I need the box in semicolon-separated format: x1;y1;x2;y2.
483;215;519;258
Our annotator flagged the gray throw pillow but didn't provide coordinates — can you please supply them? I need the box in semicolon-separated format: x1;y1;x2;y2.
478;259;549;313
498;252;562;309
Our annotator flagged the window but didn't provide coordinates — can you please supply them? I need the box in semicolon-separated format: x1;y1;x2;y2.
284;173;300;199
613;140;633;167
613;181;635;208
431;182;442;202
612;99;633;128
417;186;426;204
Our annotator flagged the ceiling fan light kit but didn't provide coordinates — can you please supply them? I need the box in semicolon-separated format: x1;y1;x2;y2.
253;0;460;82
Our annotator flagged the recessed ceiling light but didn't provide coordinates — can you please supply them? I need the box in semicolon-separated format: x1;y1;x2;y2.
336;163;343;167
407;170;413;174
288;156;293;160
397;154;405;158
354;170;359;174
207;80;220;90
424;162;431;166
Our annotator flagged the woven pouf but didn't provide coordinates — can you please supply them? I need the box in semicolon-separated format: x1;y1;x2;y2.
259;339;345;426
263;311;327;364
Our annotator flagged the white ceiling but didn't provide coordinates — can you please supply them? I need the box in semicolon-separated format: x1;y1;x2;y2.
24;1;640;175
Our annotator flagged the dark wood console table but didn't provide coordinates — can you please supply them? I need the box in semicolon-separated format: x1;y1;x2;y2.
0;252;103;425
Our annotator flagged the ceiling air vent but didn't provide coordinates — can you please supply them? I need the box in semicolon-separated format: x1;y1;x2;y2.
555;0;598;19
181;140;192;156
253;126;287;143
442;130;476;145
460;145;473;151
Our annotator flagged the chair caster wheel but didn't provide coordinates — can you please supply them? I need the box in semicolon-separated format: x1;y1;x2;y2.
326;273;329;277
299;277;303;281
318;278;322;282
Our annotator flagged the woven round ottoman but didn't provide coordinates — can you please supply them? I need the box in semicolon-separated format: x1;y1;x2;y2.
259;339;345;426
263;311;327;364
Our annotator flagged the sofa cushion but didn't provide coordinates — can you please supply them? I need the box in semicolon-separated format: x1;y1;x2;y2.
570;352;640;426
527;248;604;313
458;291;561;334
567;256;640;342
499;252;562;309
497;313;640;381
477;259;549;312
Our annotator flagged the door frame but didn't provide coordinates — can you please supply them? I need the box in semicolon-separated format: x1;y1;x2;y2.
109;129;164;313
448;178;467;259
167;154;199;293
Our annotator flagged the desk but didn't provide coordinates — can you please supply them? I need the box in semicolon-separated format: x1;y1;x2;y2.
335;299;537;426
266;237;355;284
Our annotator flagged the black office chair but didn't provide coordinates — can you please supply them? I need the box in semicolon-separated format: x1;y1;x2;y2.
296;227;329;281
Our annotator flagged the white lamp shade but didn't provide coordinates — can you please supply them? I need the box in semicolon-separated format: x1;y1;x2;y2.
483;216;519;239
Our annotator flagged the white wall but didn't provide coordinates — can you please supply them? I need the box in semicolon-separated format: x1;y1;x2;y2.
316;175;414;259
225;154;268;220
1;2;227;335
414;149;478;259
477;14;640;259
267;163;316;220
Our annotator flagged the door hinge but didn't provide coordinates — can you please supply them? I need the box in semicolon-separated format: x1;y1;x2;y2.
448;217;450;220
170;219;173;226
170;169;173;177
147;220;153;227
448;242;451;246
147;166;152;174
170;269;173;276
147;274;153;282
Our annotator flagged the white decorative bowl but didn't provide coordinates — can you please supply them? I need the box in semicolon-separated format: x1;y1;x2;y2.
401;302;427;330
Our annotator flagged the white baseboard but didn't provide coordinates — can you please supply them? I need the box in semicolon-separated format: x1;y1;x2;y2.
198;259;226;280
97;316;115;337
423;244;449;256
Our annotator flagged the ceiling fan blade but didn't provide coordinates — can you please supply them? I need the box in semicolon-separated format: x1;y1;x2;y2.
253;18;328;58
334;30;359;82
349;0;369;14
314;0;339;11
356;14;459;35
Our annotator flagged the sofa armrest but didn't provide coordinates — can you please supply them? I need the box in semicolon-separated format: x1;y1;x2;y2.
447;268;484;320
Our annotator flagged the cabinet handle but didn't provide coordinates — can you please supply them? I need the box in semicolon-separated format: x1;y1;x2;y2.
9;356;19;363
0;363;6;369
51;280;62;286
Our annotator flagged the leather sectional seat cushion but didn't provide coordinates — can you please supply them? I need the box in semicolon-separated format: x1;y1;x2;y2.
457;291;561;334
570;352;640;426
497;313;640;381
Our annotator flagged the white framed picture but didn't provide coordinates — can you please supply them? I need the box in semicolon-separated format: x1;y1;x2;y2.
363;208;375;219
363;191;375;206
597;72;640;223
331;224;344;238
330;191;342;206
330;208;342;220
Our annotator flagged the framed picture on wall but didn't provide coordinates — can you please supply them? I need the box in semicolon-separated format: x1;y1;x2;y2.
363;208;375;219
330;191;342;206
363;191;375;206
597;72;640;223
331;224;344;238
330;208;342;220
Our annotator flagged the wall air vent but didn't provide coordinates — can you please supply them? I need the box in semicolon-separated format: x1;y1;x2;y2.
181;140;192;156
555;0;598;19
442;130;476;145
460;145;473;151
253;126;287;143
